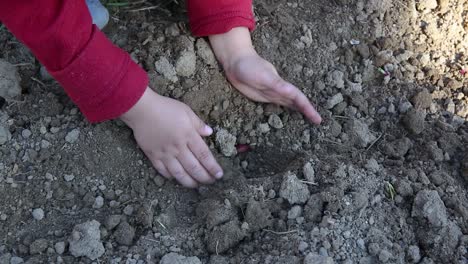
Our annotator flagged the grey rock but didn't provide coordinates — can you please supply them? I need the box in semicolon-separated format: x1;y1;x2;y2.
345;119;376;148
287;205;303;219
113;221;135;246
326;70;345;89
206;219;246;254
0;59;22;99
412;89;432;109
196;38;217;67
32;208;44;221
65;129;80;143
407;245;421;263
326;93;344;109
268;114;284;129
412;190;448;227
175;50;197;77
245;200;271;232
304;253;334;264
279;172;310;204
215;128;237;157
155;57;178;82
9;257;24;264
68;220;105;260
378;249;392;263
403;109;426;134
29;239;48;254
0;124;11;145
93;196;104;209
63;174;75;182
105;215;122;230
160;253;201;264
54;241;65;255
302;162;315;182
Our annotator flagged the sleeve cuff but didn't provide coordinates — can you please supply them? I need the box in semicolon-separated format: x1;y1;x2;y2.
49;26;148;123
190;11;256;37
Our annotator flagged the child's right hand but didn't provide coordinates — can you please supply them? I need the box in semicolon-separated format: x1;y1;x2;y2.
120;87;223;188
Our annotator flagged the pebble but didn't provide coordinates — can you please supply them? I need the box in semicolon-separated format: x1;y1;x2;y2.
0;124;11;145
268;114;284;129
298;241;309;252
378;249;392;263
412;190;448;227
69;220;105;260
123;205;134;216
398;101;413;113
326;70;345;89
93;196;104;209
54;241;66;255
287;205;303;219
29;239;48;254
160;253;201;264
403;109;426;134
303;162;315;182
10;256;24;264
114;221;135;246
215;128;237;157
407;245;421;263
279;172;310;204
65;129;80;143
326;93;344;109
32;208;45;220
21;129;32;138
175;50;196;77
195;38;217;67
64;174;75;182
304;253;334;264
0;59;22;99
155;57;178;82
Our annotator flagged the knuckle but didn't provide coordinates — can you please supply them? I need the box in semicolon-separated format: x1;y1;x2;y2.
197;149;212;161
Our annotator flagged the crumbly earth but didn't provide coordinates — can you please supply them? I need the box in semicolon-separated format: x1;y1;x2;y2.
1;0;467;263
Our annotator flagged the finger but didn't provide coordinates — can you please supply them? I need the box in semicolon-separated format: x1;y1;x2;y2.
152;159;172;179
189;110;213;136
178;148;215;184
270;77;322;125
165;159;199;188
189;136;224;179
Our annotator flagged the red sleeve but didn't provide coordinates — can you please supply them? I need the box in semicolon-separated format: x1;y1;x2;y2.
187;0;256;36
0;1;148;123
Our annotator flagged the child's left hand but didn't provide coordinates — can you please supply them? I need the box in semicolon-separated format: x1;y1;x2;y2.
209;27;322;125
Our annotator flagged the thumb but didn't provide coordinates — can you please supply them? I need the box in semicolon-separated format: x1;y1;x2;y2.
190;111;213;136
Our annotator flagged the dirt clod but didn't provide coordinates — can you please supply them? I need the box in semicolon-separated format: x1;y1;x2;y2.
279;172;310;205
68;220;105;260
0;59;21;99
412;190;448;227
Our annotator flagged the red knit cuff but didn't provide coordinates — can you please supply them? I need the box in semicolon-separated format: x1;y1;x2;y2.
188;0;255;36
190;12;256;36
49;26;148;123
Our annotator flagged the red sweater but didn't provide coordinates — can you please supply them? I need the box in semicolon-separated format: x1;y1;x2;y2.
0;0;255;122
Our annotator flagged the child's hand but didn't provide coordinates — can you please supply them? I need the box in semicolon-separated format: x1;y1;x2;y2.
120;88;223;188
209;28;322;124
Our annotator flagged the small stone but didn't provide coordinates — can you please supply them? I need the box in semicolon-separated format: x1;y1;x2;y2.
378;249;392;263
287;205;303;219
65;129;80;143
105;215;122;230
345;119;376;148
268;114;284;129
356;43;370;59
175;50;197;77
412;89;432;109
68;220;105;260
123;205;134;216
279;172;310;204
407;245;421;263
257;123;270;134
412;190;448;227
39;66;53;81
21;129;32;139
399;101;413;113
155;57;178;82
365;158;380;173
54;242;66;255
195;38;217;67
298;241;309;252
114;221;135;246
326;70;345;89
0;124;11;145
29;239;48;254
93;196;104;209
304;253;334;264
302;162;315;182
403;109;426;134
417;0;438;11
63;174;75;182
9;256;24;264
0;59;22;99
160;253;201;264
32;208;45;220
215;128;237;157
326;93;344;109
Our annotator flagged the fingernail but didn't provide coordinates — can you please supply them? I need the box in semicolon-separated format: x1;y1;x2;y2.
205;125;213;135
215;171;223;179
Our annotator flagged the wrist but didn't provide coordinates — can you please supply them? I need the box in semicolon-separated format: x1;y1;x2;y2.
120;87;157;129
208;27;257;69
